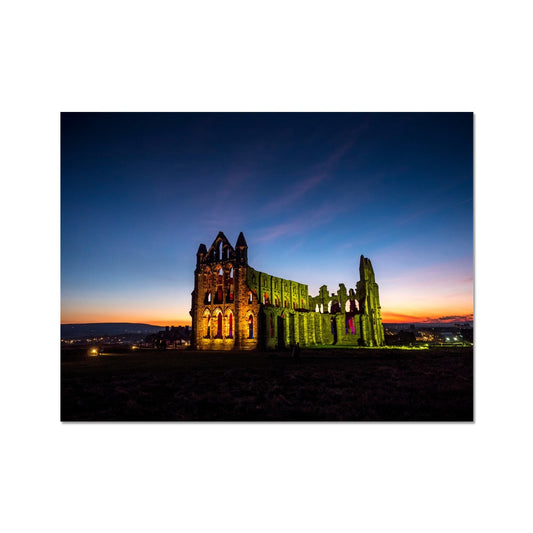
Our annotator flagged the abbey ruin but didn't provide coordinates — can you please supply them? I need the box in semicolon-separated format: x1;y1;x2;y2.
190;232;385;350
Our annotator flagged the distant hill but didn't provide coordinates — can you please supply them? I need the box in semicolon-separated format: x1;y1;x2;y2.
61;323;166;339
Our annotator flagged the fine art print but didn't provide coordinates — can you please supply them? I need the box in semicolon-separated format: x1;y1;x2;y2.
61;112;473;421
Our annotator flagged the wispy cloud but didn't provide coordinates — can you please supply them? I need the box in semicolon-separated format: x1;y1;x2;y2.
254;203;348;243
382;311;424;322
433;314;473;323
261;172;328;214
391;196;473;229
261;139;357;214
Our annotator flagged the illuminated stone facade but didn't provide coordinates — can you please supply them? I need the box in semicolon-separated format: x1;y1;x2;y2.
190;232;385;350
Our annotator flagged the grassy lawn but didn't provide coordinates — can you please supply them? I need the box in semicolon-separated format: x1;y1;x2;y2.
61;346;473;421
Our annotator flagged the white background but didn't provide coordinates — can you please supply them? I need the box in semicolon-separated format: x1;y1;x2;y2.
1;1;532;532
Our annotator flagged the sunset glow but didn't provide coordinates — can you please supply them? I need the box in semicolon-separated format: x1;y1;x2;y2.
61;113;473;327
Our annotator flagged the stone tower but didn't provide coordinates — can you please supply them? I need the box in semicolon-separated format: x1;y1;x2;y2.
190;231;260;350
355;255;385;346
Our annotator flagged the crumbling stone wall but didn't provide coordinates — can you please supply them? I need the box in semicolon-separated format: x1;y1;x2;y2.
190;232;385;350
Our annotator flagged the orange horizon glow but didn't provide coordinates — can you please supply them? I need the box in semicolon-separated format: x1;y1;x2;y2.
61;307;473;326
61;309;192;327
61;319;192;327
381;312;473;324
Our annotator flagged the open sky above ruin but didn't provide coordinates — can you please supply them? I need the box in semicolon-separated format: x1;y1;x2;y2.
61;112;473;325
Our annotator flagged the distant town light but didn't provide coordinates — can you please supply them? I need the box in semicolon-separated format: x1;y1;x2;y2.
88;347;99;356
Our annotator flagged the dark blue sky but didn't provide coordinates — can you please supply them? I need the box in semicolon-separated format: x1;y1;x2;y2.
61;112;473;324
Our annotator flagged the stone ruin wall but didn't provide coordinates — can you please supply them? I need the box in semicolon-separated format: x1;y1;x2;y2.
190;232;385;350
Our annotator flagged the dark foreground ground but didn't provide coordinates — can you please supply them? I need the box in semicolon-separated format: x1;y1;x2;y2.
61;346;473;421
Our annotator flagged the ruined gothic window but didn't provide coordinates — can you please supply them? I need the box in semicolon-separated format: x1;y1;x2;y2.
203;312;211;338
216;312;222;338
228;312;233;338
264;292;270;305
327;301;332;313
248;315;254;339
248;292;253;303
205;291;212;304
226;268;234;302
315;304;319;312
284;299;287;308
320;303;324;313
301;299;305;309
218;241;223;260
214;268;223;304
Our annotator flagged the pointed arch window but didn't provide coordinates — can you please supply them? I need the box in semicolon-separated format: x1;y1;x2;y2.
226;268;234;303
215;268;224;304
203;311;211;338
216;311;223;338
228;312;233;338
248;315;254;339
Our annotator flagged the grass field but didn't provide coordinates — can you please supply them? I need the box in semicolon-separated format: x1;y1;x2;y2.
61;346;473;421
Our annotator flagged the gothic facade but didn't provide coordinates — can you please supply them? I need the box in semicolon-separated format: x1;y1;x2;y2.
190;231;385;350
